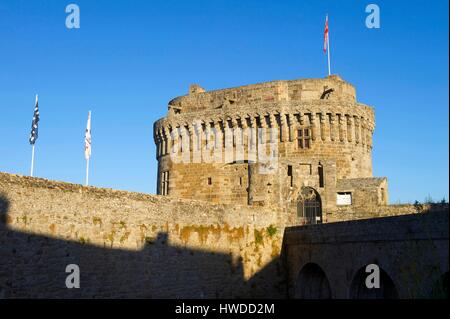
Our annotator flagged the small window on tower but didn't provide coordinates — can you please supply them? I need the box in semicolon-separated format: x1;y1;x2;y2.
208;177;212;185
298;128;311;149
318;165;324;188
287;165;293;187
161;171;170;196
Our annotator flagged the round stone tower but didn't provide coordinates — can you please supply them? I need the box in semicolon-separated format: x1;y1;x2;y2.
154;75;386;224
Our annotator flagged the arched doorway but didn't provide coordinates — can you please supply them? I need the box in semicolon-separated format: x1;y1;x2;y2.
295;263;332;299
349;266;399;299
297;187;322;224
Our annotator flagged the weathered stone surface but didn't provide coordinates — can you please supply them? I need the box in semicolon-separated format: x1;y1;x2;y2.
153;75;390;224
284;211;449;299
0;172;285;298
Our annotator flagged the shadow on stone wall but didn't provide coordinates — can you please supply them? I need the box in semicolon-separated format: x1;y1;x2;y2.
0;193;286;298
416;202;450;214
3;189;446;299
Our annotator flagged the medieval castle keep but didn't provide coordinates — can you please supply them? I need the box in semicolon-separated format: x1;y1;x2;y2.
154;75;388;225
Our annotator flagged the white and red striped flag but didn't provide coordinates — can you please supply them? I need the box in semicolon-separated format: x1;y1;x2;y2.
323;14;331;75
323;15;329;53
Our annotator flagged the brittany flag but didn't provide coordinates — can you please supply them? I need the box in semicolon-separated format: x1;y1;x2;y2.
29;95;39;145
29;94;40;177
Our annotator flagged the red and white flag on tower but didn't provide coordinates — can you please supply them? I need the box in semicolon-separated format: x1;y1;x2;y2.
323;14;331;75
323;15;329;53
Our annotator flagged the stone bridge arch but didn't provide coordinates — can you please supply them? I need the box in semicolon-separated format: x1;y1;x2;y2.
294;262;331;299
349;265;399;299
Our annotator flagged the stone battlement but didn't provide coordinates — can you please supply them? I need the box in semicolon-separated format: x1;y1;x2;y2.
166;75;357;115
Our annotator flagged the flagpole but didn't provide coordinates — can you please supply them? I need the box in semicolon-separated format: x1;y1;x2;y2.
30;144;35;177
85;157;89;186
327;17;331;76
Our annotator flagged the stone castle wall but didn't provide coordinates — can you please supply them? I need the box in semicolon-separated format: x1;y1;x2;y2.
331;202;449;223
0;172;286;298
0;172;443;298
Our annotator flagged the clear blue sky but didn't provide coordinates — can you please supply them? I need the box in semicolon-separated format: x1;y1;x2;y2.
0;0;448;203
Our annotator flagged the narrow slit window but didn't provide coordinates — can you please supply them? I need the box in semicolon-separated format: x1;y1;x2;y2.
287;165;293;187
318;165;324;188
161;171;170;195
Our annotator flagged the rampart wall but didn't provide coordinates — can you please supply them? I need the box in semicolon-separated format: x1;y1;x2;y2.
0;172;285;298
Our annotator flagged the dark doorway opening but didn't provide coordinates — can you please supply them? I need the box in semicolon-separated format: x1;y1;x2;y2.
297;187;322;224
